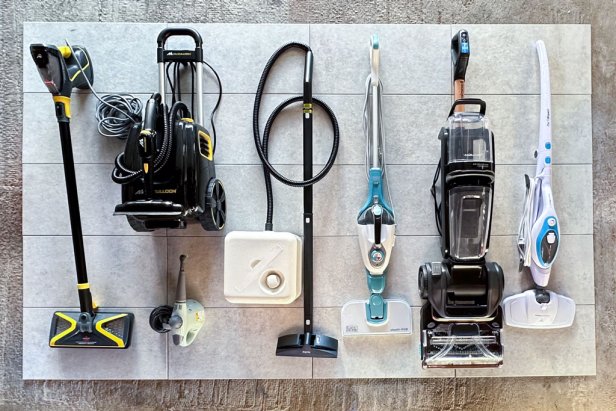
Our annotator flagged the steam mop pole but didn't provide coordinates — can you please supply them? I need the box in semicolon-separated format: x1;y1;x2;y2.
303;51;314;335
370;37;380;169
58;120;94;315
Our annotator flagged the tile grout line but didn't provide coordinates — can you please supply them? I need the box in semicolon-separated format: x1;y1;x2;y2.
21;91;594;97
22;162;595;167
23;303;598;309
21;233;596;238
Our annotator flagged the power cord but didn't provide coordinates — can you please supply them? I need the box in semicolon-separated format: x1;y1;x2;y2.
149;305;173;333
65;40;142;139
95;94;143;139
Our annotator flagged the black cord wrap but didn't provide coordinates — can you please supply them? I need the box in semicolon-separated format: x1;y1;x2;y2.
253;43;340;230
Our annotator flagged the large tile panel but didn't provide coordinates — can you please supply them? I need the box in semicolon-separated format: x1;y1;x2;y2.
22;163;163;236
310;24;452;95
167;307;312;379
452;25;591;95
23;235;167;308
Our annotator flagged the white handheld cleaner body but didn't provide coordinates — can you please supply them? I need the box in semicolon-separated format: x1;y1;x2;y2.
169;255;205;346
503;40;575;329
341;35;412;337
150;255;205;347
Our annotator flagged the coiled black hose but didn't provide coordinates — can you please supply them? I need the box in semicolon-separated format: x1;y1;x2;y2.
253;43;340;230
111;100;188;184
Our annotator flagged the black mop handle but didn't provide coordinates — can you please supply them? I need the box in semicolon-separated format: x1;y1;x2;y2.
57;120;93;315
303;51;314;335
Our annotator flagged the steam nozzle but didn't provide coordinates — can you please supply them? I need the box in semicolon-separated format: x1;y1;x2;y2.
175;255;187;302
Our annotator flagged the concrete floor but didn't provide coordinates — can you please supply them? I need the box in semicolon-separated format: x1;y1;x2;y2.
1;0;615;409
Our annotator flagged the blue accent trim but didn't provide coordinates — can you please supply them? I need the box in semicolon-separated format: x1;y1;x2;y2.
535;216;559;266
367;272;385;294
358;168;394;217
371;34;379;49
365;294;388;324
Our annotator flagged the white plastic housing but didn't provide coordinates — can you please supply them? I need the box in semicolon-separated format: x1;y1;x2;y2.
503;289;575;329
341;299;412;336
357;223;395;275
224;231;302;304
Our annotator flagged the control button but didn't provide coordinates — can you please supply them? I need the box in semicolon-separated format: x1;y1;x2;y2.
372;204;382;216
545;156;551;164
266;273;281;289
548;217;556;227
370;249;385;264
545;142;551;150
547;232;556;244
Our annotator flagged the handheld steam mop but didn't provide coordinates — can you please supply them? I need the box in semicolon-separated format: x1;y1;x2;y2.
502;41;576;329
417;30;504;368
150;255;205;346
31;42;133;348
341;35;412;336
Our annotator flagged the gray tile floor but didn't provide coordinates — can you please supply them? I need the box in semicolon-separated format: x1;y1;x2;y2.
22;23;594;380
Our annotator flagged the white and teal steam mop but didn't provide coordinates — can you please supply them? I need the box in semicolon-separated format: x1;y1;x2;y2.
341;35;412;336
503;40;576;329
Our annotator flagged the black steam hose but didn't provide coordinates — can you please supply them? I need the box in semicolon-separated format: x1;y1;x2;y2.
111;100;187;184
253;43;340;231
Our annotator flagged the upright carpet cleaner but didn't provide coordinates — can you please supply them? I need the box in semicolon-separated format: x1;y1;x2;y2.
112;28;226;232
341;35;412;336
224;43;340;357
150;255;206;346
417;30;504;367
502;41;576;329
31;42;133;348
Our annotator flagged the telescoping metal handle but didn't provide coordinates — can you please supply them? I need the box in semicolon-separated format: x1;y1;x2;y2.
448;98;486;117
157;27;203;48
451;30;470;112
157;27;203;63
156;27;205;124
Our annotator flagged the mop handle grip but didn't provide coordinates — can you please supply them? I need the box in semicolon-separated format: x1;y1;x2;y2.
449;98;486;116
451;30;470;81
157;27;203;48
157;28;203;63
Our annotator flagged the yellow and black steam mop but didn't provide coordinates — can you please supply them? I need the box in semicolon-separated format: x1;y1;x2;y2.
31;42;133;348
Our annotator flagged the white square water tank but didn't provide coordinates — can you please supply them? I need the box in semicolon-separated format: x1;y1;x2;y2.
224;231;302;304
